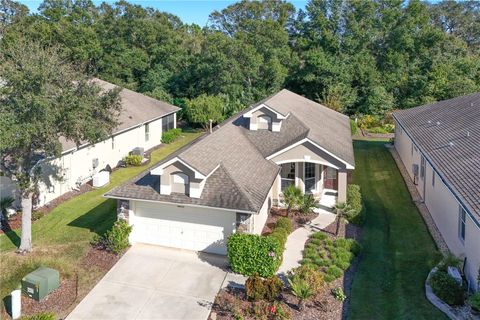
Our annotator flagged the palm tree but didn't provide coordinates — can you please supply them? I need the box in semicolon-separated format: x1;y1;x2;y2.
299;194;320;214
334;202;353;236
288;276;313;311
282;185;302;216
0;196;14;227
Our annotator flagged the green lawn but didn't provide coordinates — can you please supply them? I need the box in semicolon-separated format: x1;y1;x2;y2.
348;140;445;319
0;131;203;315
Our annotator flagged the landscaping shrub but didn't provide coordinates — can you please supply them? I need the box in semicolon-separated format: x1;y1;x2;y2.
269;227;289;248
263;276;284;301
469;293;480;312
276;217;292;234
282;185;302;213
246;274;284;301
437;253;461;272
346;184;364;224
290;265;325;293
350;119;357;135
92;219;133;254
227;233;282;277
161;128;182;144
20;312;55;320
429;270;464;306
288;275;313;311
325;265;343;282
332;287;347;301
299;194;319;214
124;154;142;166
31;211;44;221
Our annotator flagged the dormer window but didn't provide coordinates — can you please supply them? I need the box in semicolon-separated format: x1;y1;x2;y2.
258;114;272;130
171;172;189;195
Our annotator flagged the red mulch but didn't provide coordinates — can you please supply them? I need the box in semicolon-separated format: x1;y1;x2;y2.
81;246;123;271
262;207;318;235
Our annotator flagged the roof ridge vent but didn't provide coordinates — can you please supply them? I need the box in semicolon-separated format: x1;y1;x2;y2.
466;131;470;138
449;141;454;147
436;121;441;126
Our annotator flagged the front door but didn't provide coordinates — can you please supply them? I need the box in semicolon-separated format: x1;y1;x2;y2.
323;167;338;190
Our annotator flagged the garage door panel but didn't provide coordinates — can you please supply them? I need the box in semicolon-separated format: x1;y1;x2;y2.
131;202;235;255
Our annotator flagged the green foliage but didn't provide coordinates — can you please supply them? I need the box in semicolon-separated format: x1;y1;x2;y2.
331;287;347;301
269;227;289;249
20;312;55;320
282;185;302;212
184;94;226;130
276;217;293;234
350;119;357;135
437;253;461;272
290;265;325;294
288;275;313;310
429;270;464;306
245;274;284;301
161;128;182;144
0;196;14;215
299;194;319;214
469;293;480;311
124;154;142;167
31;211;44;221
227;233;282;277
345;184;364;224
93;219;133;254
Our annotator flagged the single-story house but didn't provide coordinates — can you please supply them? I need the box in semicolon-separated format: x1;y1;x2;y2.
393;93;480;292
0;79;179;208
105;89;355;255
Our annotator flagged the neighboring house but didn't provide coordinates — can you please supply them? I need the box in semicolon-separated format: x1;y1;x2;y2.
393;93;480;292
0;78;179;208
105;89;355;255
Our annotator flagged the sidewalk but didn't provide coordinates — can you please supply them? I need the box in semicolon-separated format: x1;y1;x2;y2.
277;192;337;275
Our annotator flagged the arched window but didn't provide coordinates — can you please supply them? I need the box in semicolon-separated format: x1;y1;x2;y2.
257;114;272;130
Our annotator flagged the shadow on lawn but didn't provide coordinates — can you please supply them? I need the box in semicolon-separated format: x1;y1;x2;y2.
2;228;21;248
67;199;117;236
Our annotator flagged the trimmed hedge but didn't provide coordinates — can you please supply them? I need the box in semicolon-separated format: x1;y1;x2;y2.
276;217;293;234
161;128;182;144
227;233;282;277
429;270;464;306
269;227;289;248
346;184;364;224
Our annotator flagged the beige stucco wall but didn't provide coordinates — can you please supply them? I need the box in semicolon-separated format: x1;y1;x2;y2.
395;120;480;291
2;115;172;207
159;161;203;196
253;184;274;235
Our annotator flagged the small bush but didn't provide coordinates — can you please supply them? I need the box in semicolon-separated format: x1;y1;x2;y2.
245;274;266;301
263;276;284;301
92;219;132;254
276;217;292;234
31;211;44;221
346;184;364;224
20;312;55;320
124;154;142;166
290;265;325;294
332;287;347;301
311;232;328;241
161;128;182;144
299;194;319;214
469;293;480;311
437;253;461;272
326;265;343;282
227;233;282;277
429;271;464;306
269;227;289;248
350;119;357;135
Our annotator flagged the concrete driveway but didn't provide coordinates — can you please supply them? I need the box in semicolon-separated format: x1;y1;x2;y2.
68;244;228;320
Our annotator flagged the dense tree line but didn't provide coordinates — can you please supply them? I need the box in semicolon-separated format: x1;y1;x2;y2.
1;0;479;120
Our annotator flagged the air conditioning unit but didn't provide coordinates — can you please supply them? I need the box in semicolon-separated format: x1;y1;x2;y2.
412;164;419;177
92;158;99;169
93;171;110;188
131;147;144;156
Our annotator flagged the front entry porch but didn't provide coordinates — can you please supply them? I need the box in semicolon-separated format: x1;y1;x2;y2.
275;161;348;204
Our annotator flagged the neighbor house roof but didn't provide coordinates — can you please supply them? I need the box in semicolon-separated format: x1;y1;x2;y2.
60;78;179;152
393;92;480;220
105;89;354;213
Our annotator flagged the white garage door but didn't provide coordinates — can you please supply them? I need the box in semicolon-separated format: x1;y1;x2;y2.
130;201;235;255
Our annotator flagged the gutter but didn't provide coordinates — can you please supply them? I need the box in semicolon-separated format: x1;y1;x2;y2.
393;113;480;230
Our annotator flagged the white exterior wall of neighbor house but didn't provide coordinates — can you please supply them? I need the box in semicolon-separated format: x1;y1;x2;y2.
2;114;175;207
395;120;480;291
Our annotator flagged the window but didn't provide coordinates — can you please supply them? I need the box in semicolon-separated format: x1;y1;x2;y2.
236;213;249;228
162;114;175;132
420;156;426;179
280;163;295;191
111;136;115;149
459;206;466;242
432;171;435;187
257;114;272;130
304;163;316;193
145;123;150;142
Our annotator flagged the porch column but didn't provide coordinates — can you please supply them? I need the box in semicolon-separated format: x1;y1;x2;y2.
296;162;305;193
338;170;348;203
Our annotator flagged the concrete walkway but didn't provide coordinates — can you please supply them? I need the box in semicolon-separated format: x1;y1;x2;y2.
278;191;337;275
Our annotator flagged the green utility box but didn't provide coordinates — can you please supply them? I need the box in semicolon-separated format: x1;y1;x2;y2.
21;267;60;301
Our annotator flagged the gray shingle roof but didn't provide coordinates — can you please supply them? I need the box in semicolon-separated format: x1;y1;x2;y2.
106;89;353;213
393;92;480;220
60;78;179;151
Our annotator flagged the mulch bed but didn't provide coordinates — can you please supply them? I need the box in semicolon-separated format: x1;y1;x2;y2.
261;207;318;235
81;246;123;271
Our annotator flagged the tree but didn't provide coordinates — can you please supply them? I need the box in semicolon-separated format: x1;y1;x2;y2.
288;275;313;311
0;0;28;34
282;185;302;216
184;94;226;130
0;39;122;253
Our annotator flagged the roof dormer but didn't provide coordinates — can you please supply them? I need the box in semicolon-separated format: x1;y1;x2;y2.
243;104;288;132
